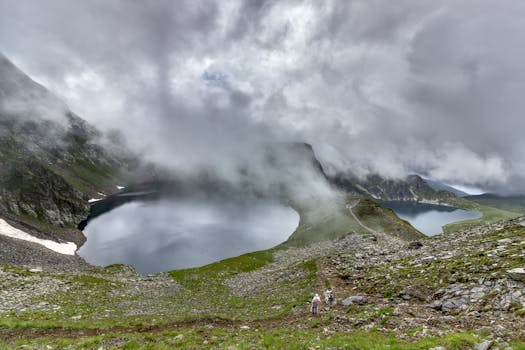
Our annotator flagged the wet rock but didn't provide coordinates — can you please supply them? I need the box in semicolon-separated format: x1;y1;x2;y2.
342;295;367;306
471;292;485;301
429;300;442;310
474;340;493;350
421;256;436;262
407;241;423;249
441;298;466;312
507;268;525;282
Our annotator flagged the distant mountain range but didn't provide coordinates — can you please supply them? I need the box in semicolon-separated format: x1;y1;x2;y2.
465;193;525;214
330;172;459;204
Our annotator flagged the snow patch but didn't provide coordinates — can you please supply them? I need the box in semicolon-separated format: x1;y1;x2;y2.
116;185;125;190
88;198;103;203
0;219;77;255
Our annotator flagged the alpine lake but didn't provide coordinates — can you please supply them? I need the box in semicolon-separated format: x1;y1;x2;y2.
381;201;481;236
78;196;299;274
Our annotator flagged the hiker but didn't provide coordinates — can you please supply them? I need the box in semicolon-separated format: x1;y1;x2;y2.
324;289;334;306
311;293;321;315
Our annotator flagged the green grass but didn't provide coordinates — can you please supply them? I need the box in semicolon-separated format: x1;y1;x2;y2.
0;328;518;350
443;202;520;233
169;251;317;320
355;198;425;240
285;197;366;246
285;195;425;246
52;157;123;195
467;195;525;214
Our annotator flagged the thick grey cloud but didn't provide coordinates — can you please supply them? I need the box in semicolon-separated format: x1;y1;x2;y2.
1;0;525;193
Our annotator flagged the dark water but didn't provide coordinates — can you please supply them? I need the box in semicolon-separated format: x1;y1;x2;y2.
78;198;299;274
381;201;481;236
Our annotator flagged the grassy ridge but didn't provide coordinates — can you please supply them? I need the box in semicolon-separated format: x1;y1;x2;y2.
443;200;520;233
466;195;525;214
353;198;425;240
285;196;423;246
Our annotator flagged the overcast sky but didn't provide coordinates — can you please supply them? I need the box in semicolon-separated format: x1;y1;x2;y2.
1;0;525;193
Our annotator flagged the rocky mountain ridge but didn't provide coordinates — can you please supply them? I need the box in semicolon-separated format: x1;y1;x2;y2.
0;54;139;230
331;173;458;204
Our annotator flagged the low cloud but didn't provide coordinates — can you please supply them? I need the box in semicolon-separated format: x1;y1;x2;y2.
1;0;525;193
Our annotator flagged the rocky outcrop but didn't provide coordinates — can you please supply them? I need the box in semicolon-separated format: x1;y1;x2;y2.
330;173;458;203
359;174;457;202
507;268;525;282
0;159;88;227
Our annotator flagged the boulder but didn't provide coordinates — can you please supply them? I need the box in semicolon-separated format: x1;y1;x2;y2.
408;241;423;249
474;340;492;350
342;295;367;306
429;300;442;310
441;298;467;312
507;268;525;282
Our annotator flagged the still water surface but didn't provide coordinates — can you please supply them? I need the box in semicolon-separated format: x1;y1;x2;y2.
78;198;299;274
381;201;481;236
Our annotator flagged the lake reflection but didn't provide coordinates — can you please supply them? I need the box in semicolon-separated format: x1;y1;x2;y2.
78;198;299;274
381;201;481;236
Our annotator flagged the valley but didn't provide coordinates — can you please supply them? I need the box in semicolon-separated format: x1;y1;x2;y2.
0;210;524;349
0;52;524;349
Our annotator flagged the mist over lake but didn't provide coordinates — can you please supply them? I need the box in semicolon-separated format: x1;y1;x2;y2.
382;201;481;236
78;198;299;274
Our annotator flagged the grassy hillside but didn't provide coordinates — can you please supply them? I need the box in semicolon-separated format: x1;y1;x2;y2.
442;198;521;233
352;198;425;241
466;195;525;214
285;195;423;246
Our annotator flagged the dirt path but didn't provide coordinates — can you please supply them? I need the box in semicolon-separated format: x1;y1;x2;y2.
346;200;378;234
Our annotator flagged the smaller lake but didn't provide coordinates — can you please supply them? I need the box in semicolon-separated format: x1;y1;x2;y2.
78;198;299;274
381;201;481;236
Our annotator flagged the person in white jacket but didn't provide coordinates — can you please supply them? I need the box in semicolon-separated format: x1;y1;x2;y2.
311;293;321;315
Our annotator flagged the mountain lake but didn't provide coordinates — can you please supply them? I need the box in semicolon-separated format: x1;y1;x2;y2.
381;201;481;236
78;198;299;274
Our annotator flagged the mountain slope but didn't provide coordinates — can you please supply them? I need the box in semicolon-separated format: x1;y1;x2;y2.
464;194;525;214
0;54;136;229
423;178;469;197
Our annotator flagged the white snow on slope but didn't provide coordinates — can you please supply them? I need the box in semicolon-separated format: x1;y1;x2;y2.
0;219;77;255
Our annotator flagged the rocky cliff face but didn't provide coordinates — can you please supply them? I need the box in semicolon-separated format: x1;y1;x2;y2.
331;172;457;203
361;174;457;202
0;159;88;227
